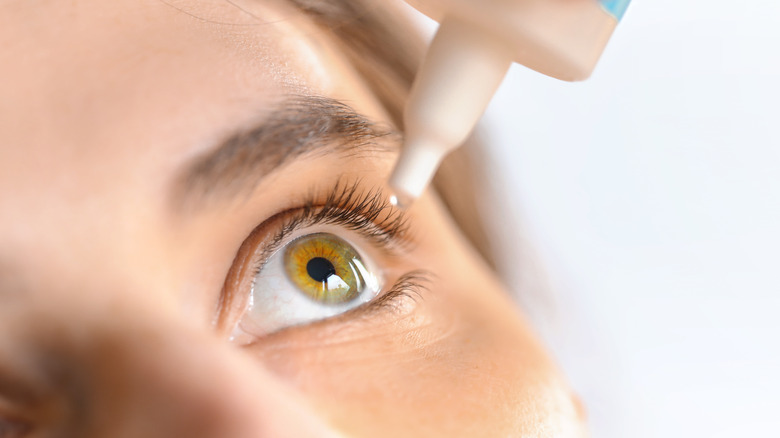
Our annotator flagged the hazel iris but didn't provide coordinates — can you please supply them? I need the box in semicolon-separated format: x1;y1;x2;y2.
283;233;366;304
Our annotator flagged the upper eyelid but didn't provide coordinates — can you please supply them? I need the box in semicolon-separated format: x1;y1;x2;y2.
172;95;400;214
251;182;414;273
289;180;411;247
217;181;414;334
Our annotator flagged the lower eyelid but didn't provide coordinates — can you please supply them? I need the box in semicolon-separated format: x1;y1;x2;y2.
356;270;432;315
219;183;415;340
241;284;457;365
237;269;434;347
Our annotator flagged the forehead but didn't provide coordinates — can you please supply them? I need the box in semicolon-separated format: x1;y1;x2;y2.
0;0;386;281
0;0;323;164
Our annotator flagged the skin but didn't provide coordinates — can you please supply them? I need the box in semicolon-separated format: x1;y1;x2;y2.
0;0;587;436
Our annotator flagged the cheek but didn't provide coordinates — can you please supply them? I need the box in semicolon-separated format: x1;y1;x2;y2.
245;272;583;433
241;193;586;436
246;275;583;437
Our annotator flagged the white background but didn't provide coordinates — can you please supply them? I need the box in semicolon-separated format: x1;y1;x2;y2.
408;0;780;436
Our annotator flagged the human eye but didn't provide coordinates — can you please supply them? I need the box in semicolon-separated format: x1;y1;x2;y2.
217;181;426;343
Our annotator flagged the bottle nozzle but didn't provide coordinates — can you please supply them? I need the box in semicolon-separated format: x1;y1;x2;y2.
388;137;444;208
388;191;412;209
386;17;512;210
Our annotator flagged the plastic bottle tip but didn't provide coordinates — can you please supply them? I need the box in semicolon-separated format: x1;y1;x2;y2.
389;190;414;209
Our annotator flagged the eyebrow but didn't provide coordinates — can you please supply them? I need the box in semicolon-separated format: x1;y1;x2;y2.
173;95;398;211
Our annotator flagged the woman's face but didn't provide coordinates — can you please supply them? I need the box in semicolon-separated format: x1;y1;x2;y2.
0;0;585;436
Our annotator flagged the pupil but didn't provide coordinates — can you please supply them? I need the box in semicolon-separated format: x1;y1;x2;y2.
306;257;336;282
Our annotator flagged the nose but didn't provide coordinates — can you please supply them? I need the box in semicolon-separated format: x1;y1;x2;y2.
50;315;338;438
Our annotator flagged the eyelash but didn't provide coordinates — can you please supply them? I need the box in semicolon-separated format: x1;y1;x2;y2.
363;269;432;314
249;180;412;279
222;180;430;337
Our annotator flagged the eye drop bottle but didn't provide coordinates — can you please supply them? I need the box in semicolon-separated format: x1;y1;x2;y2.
388;0;631;207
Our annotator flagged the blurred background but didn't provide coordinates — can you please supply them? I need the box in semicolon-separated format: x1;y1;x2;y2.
407;0;780;436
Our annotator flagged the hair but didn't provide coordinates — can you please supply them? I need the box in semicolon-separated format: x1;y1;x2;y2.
286;0;499;269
